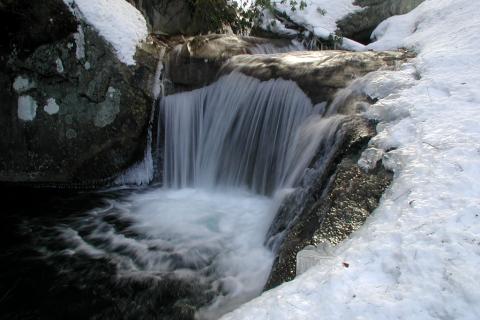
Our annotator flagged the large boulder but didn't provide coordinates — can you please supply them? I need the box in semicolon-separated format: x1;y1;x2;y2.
128;0;195;36
128;0;237;36
166;34;303;92
337;0;425;44
167;35;408;96
264;117;392;289
222;50;409;104
0;0;162;187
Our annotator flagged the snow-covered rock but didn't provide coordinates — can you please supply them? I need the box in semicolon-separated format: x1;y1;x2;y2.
337;0;425;44
64;0;148;65
0;0;162;186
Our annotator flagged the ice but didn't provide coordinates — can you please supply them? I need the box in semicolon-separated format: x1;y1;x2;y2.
296;243;334;276
358;147;384;172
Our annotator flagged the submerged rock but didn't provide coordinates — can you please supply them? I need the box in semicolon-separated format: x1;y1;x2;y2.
0;0;162;187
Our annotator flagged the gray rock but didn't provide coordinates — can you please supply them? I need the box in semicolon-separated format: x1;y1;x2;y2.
0;0;163;187
264;117;392;289
337;0;425;44
222;50;410;104
167;35;409;97
128;0;194;35
166;34;303;92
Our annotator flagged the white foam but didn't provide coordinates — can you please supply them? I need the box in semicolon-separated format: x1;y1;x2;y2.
57;188;276;319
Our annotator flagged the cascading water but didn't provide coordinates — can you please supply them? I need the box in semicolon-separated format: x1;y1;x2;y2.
162;72;333;195
20;70;345;320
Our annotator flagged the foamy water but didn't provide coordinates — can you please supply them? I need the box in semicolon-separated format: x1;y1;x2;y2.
54;187;276;318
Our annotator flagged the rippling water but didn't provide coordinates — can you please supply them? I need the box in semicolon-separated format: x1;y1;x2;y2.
0;186;276;319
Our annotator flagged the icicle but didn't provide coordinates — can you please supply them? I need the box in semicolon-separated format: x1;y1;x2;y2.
114;48;166;186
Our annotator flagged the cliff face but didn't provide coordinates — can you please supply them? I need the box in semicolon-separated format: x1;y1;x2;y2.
127;0;195;35
0;0;162;187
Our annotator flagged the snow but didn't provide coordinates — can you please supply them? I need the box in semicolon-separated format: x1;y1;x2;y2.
262;0;365;51
223;0;480;319
64;0;148;65
277;0;358;36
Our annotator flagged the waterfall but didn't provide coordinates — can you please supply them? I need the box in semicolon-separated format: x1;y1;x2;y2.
249;40;305;54
162;72;339;195
28;68;349;320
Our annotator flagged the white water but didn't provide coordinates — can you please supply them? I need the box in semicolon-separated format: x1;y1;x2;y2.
162;72;336;195
52;71;344;319
249;40;305;54
57;188;275;319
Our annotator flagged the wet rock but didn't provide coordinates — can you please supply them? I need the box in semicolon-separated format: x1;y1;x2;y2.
223;50;409;104
0;0;77;58
128;0;237;36
337;0;425;44
168;37;408;97
264;117;392;289
167;34;303;92
0;0;163;187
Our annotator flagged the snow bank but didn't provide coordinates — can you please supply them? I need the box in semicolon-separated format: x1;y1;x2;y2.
223;0;480;319
64;0;148;65
262;0;366;50
278;0;359;37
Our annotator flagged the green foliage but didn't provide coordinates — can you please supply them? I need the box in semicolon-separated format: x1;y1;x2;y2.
188;0;308;34
188;0;238;34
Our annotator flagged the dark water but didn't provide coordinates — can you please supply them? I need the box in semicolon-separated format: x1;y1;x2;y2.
0;185;211;320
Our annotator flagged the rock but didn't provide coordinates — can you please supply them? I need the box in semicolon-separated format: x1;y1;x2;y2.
128;0;236;36
337;0;425;44
128;0;194;36
166;34;303;92
0;0;78;58
0;0;163;187
264;117;393;289
167;36;408;96
222;50;409;104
